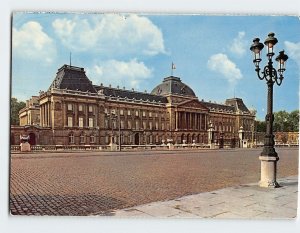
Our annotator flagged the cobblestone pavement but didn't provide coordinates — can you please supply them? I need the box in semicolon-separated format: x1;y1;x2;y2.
10;148;298;216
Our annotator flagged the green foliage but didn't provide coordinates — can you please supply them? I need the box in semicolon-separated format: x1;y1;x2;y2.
256;120;266;132
11;97;26;125
256;110;299;132
288;110;299;132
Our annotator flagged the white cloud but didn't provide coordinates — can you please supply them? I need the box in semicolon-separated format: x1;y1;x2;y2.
87;59;152;89
207;53;242;84
52;14;166;57
12;21;56;63
229;31;247;56
284;41;300;67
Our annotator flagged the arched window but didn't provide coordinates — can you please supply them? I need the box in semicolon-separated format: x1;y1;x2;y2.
69;133;74;144
90;134;95;144
105;135;109;144
80;133;85;144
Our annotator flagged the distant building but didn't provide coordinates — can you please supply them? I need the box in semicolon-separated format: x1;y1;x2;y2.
274;132;299;145
19;96;40;126
11;64;255;146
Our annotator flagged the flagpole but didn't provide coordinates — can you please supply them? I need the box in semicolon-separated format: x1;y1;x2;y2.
171;62;175;76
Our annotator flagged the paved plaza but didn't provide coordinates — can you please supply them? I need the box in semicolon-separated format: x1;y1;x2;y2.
114;176;298;218
10;148;298;217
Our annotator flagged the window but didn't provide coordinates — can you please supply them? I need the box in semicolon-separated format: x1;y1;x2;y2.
78;104;83;112
155;122;159;130
90;135;95;143
149;121;152;130
89;105;93;112
166;123;170;130
149;112;152;117
79;117;84;128
135;110;139;117
143;121;146;129
150;135;153;144
105;135;109;144
135;120;139;129
105;108;108;114
67;103;73;111
155;112;158;118
120;120;124;129
120;109;124;115
105;119;108;128
161;122;165;130
69;133;74;144
142;111;146;117
128;120;132;129
68;116;73;127
80;134;85;144
128;110;131;116
89;118;94;127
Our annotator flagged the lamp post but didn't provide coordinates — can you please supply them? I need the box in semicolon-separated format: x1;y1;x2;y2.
250;32;288;188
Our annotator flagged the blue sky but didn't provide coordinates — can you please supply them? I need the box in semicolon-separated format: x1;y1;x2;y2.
12;13;300;120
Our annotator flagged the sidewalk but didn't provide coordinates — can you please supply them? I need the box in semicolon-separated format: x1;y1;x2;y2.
112;176;298;219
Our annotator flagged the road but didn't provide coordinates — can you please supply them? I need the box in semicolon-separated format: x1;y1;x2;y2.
10;148;299;216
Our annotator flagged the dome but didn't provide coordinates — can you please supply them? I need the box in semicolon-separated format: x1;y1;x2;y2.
151;76;196;97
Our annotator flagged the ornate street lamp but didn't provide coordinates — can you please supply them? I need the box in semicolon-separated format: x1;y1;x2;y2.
250;32;288;188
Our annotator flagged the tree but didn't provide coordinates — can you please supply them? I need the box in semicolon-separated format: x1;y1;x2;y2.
256;120;266;132
257;110;299;132
274;110;289;132
11;97;26;125
288;110;299;132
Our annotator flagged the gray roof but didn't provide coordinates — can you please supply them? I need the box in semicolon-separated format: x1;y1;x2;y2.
201;101;235;112
201;98;251;114
151;76;196;97
94;85;168;103
49;65;97;93
225;98;250;113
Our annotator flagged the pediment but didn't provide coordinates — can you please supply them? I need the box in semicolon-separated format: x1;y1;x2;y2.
176;100;209;111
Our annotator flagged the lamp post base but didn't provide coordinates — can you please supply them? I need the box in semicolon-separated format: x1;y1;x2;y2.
259;155;280;188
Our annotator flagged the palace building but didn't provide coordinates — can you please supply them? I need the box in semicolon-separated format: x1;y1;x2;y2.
11;64;255;147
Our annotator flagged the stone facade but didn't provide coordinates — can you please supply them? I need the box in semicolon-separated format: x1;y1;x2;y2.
274;132;299;144
19;96;40;126
11;64;255;146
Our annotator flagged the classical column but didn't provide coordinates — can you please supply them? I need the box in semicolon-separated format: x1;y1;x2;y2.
180;112;182;129
41;104;44;126
45;103;48;126
63;102;66;127
45;104;47;127
192;113;195;130
47;102;50;126
44;104;46;127
186;112;189;129
175;111;178;130
195;113;197;130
